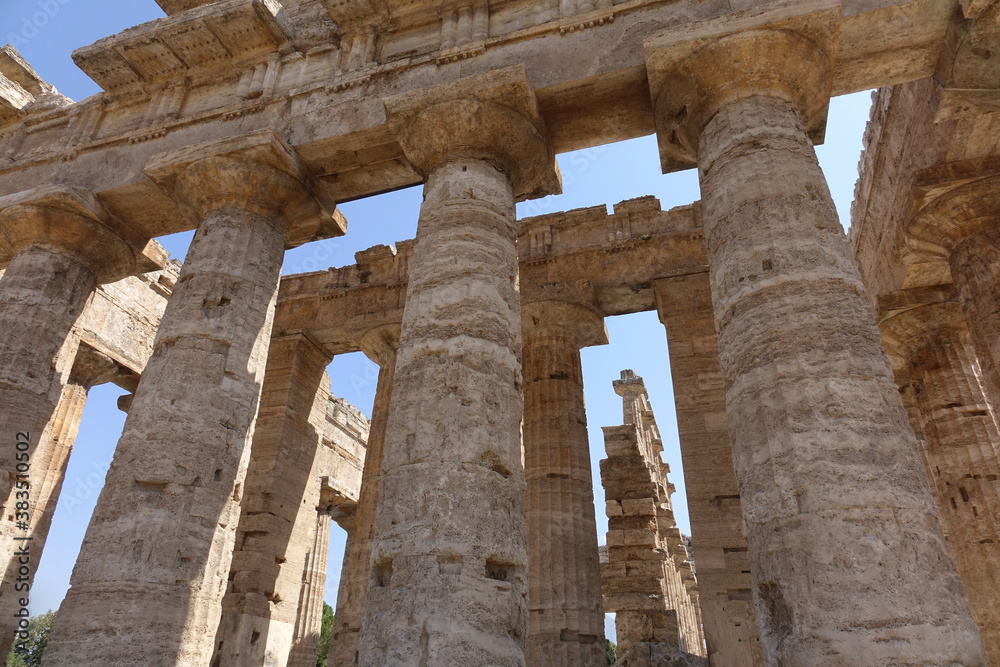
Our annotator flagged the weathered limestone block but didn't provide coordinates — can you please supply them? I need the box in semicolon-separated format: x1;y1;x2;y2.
654;275;763;667
600;371;706;662
645;2;986;663
522;297;607;667
879;296;1000;665
360;65;560;666
614;641;710;667
43;131;340;666
330;324;399;667
212;334;335;666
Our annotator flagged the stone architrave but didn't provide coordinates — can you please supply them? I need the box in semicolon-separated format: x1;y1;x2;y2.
359;65;560;666
330;323;400;667
880;295;1000;664
654;275;763;667
0;186;157;655
211;334;335;666
42;131;343;667
644;2;986;663
521;296;608;667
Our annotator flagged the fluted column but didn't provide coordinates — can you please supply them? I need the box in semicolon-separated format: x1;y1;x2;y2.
360;66;560;666
654;275;763;666
522;299;607;667
646;5;985;663
900;174;1000;424
212;334;334;666
44;131;340;666
0;186;152;656
331;324;399;667
881;299;1000;664
288;507;334;667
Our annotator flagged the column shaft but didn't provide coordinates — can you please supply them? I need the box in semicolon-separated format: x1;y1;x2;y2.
951;226;1000;421
213;334;333;666
909;328;1000;664
332;336;397;667
655;275;763;667
523;327;604;667
288;510;333;667
699;95;984;663
361;158;527;666
44;195;287;665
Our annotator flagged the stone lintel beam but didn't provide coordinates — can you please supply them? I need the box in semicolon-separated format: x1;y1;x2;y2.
383;64;562;201
321;0;390;27
644;0;839;173
145;128;346;248
899;173;1000;265
879;297;969;366
73;0;296;94
0;75;31;127
273;199;706;353
0;185;165;282
933;3;1000;121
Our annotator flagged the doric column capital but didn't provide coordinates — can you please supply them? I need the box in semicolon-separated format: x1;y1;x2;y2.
900;173;1000;265
521;295;607;350
383;65;562;200
358;323;401;367
144;129;347;248
878;288;971;371
643;0;838;173
68;343;127;390
0;185;162;283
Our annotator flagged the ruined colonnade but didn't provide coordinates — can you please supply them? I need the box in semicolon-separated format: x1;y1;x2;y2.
0;0;999;664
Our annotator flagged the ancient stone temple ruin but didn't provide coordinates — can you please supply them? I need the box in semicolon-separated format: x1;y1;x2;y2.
0;0;998;664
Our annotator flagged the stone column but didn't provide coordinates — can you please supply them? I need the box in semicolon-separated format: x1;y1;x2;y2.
212;334;334;666
0;186;152;656
645;5;985;663
360;65;560;666
880;298;1000;664
331;324;400;667
654;275;763;667
287;505;334;667
521;299;607;667
902;175;1000;423
43;131;340;666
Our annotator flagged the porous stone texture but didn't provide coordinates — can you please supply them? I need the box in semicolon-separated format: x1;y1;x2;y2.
359;68;558;666
42;138;326;666
692;74;984;667
521;300;607;667
880;298;1000;665
614;641;710;667
211;334;335;666
329;325;399;667
600;371;706;661
654;275;763;667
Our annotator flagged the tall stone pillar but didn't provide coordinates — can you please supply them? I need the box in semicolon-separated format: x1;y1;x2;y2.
360;66;560;666
654;275;763;666
211;334;334;666
880;297;1000;664
521;298;607;667
0;186;153;655
44;131;341;666
645;4;986;663
902;175;1000;424
331;324;400;667
287;505;334;667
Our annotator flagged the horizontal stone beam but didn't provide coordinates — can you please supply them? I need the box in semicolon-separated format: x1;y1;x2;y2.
273;197;708;354
0;0;956;238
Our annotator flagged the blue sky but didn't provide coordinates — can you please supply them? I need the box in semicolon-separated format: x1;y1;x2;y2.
2;0;874;644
